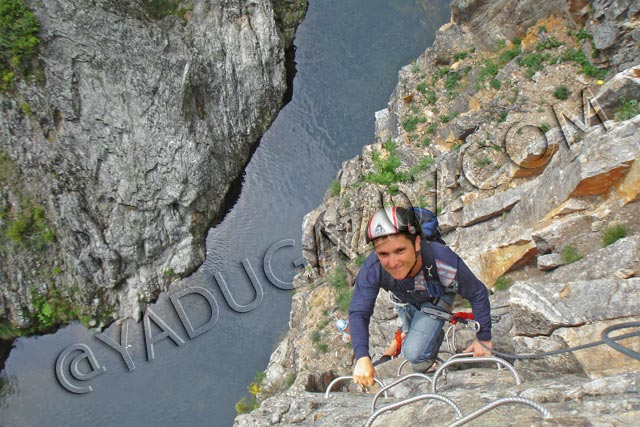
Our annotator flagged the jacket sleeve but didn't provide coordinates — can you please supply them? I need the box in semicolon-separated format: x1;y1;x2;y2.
454;256;492;341
348;254;382;360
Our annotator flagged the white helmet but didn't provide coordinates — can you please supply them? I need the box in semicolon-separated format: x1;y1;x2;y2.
365;206;421;243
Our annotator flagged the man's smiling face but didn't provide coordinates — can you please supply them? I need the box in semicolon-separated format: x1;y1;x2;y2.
373;234;421;280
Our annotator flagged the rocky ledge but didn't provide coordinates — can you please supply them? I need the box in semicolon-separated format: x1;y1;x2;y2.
235;0;640;425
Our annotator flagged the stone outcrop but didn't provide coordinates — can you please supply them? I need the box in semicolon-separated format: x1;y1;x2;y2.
0;0;307;328
235;0;640;425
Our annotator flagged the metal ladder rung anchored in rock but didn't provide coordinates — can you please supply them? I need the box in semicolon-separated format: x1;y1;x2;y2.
371;373;433;412
431;356;521;393
324;376;388;399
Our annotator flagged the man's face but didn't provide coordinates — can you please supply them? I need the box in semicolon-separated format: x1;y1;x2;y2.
373;234;421;280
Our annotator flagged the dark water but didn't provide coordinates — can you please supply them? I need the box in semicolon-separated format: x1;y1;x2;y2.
0;1;450;426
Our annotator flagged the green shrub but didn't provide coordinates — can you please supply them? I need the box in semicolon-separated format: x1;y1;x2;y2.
284;372;296;389
489;78;501;90
30;286;80;330
3;203;56;250
316;343;329;353
416;82;428;94
329;179;341;197
601;223;628;247
444;72;461;93
310;330;321;343
327;266;352;313
476;59;499;84
453;51;468;61
560;245;583;264
426;89;437;105
575;29;593;42
539;122;551;133
553;85;571;100
402;116;426;132
493;276;513;291
474;157;492;168
560;48;606;79
0;0;41;92
145;0;192;20
614;98;640;121
517;52;548;77
498;45;521;64
536;37;562;51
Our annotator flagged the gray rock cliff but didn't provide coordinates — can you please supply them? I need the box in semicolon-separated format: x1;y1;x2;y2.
0;0;307;330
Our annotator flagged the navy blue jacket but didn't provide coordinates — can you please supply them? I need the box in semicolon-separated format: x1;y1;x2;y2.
348;240;492;360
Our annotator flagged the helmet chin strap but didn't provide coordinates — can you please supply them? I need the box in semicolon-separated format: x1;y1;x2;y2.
403;249;421;280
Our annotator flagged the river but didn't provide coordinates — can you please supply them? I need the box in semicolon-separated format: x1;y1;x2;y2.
0;1;450;426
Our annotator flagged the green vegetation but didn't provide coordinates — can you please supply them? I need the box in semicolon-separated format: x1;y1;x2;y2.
493;275;513;292
475;59;500;89
1;201;56;250
575;29;593;42
402;115;427;132
329;179;341;197
355;254;366;267
539;122;552;133
553;85;571;100
145;0;192;20
560;245;583;264
284;372;296;389
364;141;433;193
535;37;562;51
29;286;82;330
444;71;461;94
601;223;628;247
498;39;522;63
416;82;428;94
489;78;501;90
0;0;40;92
453;51;468;61
235;371;266;415
328;267;352;313
439;114;453;123
614;98;640;121
560;48;607;79
425;88;437;105
474;156;492;168
517;52;548;78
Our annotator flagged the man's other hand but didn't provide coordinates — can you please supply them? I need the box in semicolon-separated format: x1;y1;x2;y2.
464;339;493;357
353;356;376;386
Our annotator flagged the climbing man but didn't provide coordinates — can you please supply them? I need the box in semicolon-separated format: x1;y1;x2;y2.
349;206;493;387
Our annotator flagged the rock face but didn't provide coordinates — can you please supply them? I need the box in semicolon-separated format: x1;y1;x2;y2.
234;0;640;425
0;0;307;327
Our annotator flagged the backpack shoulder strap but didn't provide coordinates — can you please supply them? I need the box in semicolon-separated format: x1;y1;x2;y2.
421;240;440;283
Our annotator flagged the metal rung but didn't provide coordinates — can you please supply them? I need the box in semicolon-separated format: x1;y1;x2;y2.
447;396;551;427
431;357;521;393
371;373;432;412
324;376;387;399
365;393;463;427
